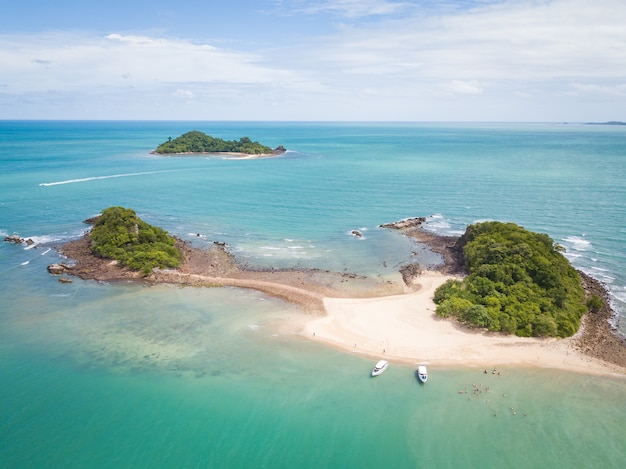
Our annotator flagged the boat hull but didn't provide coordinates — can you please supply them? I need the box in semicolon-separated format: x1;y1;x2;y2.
417;366;428;383
371;360;389;377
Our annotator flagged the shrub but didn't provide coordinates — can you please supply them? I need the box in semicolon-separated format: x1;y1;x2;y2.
586;294;604;313
90;206;182;275
436;297;474;318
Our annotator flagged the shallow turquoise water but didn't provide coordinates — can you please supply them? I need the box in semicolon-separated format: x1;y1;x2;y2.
1;121;625;468
3;330;625;468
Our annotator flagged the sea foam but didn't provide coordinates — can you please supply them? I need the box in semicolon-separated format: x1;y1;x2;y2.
563;236;592;251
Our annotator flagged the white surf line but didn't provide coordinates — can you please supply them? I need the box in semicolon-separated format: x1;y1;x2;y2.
39;169;186;187
19;246;53;267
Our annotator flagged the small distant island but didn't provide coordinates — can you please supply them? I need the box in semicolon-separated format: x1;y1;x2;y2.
152;130;286;156
586;121;626;126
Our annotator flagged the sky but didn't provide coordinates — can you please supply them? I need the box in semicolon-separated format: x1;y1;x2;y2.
1;0;625;121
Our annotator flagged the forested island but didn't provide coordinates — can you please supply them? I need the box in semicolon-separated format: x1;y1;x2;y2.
87;206;182;275
152;130;286;155
432;221;599;338
381;218;606;339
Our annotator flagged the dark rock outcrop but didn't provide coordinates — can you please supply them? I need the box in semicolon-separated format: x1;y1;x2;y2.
399;263;422;286
4;235;34;245
379;217;426;230
379;216;465;275
47;263;73;275
83;216;101;225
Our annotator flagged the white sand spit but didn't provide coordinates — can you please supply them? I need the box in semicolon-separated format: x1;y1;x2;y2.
303;272;623;376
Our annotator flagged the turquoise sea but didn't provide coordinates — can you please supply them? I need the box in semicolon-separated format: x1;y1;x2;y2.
1;121;625;468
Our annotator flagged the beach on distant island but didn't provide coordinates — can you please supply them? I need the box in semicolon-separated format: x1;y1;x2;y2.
149;149;287;159
53;222;626;378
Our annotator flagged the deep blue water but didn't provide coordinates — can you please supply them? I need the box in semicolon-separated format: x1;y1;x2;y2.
1;121;625;468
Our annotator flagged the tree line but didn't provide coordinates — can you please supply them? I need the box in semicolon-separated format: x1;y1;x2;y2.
90;206;182;275
433;221;597;337
154;130;275;154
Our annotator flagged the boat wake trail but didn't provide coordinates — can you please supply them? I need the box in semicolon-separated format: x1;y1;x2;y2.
39;170;185;187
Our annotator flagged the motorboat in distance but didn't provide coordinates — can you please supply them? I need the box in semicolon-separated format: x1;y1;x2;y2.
417;365;428;383
371;360;389;377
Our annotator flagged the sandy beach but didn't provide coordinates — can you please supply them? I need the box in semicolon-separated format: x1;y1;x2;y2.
302;271;625;376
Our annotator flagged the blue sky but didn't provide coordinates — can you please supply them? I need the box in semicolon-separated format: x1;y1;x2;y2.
1;0;625;121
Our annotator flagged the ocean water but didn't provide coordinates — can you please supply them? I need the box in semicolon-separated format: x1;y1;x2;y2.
1;121;625;468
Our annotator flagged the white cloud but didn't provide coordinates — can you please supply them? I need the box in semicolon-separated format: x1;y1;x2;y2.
304;0;626;82
0;33;300;93
570;82;626;97
447;80;484;95
277;0;411;18
1;0;626;120
173;89;196;99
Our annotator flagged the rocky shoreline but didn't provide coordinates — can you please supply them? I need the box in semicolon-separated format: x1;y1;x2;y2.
55;234;403;314
575;271;626;368
381;216;465;283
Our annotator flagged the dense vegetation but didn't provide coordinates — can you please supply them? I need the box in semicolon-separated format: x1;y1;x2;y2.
90;206;182;275
433;221;587;338
154;130;276;154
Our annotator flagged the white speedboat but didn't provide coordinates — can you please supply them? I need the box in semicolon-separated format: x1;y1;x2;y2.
371;360;389;377
417;365;428;383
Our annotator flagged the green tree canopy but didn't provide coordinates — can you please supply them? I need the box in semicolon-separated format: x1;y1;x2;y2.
154;130;275;155
90;206;182;275
433;221;587;338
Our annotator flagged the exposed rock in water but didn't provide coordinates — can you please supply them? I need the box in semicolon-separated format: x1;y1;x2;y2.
380;216;465;275
47;263;73;275
379;217;426;230
4;235;34;245
351;230;363;238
